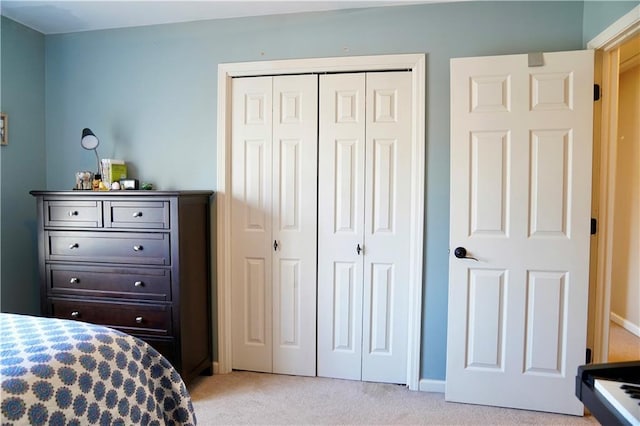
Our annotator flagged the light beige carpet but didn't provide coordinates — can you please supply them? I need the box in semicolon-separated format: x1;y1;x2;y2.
608;321;640;362
188;371;598;425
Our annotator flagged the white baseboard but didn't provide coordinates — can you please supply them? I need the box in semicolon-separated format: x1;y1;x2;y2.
610;312;640;337
213;361;219;374
419;378;445;393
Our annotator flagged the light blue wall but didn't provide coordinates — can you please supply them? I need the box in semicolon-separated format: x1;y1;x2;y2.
44;1;590;193
0;16;46;314
583;1;638;46
2;1;633;381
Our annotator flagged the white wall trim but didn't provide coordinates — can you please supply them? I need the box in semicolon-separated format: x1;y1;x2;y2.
588;10;640;364
419;379;446;394
610;313;640;338
587;5;640;50
216;54;426;390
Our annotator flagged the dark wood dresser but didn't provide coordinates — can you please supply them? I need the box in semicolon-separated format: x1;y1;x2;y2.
30;190;214;384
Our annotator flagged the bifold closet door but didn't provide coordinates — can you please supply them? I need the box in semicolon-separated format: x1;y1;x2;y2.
317;73;367;380
317;71;413;384
231;74;318;376
231;76;273;373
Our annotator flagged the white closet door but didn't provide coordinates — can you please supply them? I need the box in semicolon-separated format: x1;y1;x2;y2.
272;75;318;376
318;71;412;383
317;73;367;380
232;75;318;375
231;76;274;372
362;71;412;384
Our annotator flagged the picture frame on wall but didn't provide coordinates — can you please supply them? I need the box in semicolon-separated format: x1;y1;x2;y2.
0;113;7;146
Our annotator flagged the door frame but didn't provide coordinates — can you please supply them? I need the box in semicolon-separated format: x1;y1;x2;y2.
587;5;640;363
215;54;426;389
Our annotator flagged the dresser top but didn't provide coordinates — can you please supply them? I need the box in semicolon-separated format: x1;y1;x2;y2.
30;190;214;197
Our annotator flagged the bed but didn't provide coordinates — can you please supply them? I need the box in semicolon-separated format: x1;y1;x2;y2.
0;313;197;425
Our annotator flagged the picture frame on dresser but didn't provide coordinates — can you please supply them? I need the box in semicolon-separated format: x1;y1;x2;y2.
30;190;214;384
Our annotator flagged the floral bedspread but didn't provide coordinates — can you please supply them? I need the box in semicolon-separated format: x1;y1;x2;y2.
0;313;196;425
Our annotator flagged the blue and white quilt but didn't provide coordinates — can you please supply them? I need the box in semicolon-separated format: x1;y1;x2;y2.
0;313;196;425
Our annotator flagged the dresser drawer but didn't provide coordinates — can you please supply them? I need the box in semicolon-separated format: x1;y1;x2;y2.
46;264;171;301
44;200;103;228
50;299;171;336
46;231;170;265
105;201;170;229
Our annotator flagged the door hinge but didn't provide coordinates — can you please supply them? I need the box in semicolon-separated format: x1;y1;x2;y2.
594;84;601;101
591;218;597;235
586;347;592;364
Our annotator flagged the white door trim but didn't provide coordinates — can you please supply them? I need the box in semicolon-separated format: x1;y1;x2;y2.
587;5;640;51
215;54;426;390
588;5;640;363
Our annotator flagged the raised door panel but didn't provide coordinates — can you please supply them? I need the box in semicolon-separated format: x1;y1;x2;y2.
529;130;570;237
332;262;359;352
335;140;359;233
362;71;412;384
470;131;509;237
465;269;506;370
524;271;567;375
272;74;318;376
317;73;366;380
231;76;273;373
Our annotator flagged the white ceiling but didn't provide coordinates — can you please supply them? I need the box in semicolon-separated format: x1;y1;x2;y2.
1;0;439;35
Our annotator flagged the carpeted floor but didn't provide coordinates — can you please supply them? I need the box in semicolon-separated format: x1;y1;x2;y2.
188;371;598;425
608;321;640;362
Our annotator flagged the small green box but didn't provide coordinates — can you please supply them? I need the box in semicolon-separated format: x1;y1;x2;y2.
110;163;127;182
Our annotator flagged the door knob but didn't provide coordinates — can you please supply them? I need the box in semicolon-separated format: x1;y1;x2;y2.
454;247;478;261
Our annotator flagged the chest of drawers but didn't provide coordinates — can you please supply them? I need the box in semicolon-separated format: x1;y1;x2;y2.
31;190;213;384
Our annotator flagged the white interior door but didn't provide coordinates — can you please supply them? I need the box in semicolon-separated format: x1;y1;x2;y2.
318;71;412;384
231;75;318;375
446;50;594;415
272;74;318;376
231;76;273;373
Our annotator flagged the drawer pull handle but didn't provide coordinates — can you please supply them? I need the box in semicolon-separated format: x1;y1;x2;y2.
133;245;143;252
134;281;144;287
70;277;80;284
71;311;80;319
69;243;79;249
135;316;143;324
68;210;79;217
133;211;143;218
